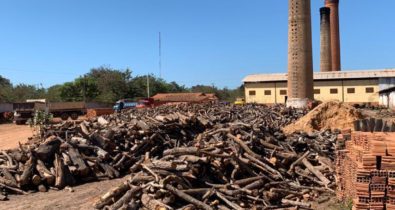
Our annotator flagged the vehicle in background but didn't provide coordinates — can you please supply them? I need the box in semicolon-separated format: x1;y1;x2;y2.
13;102;46;125
13;101;87;125
113;99;138;112
234;97;245;105
113;98;156;112
0;103;13;123
48;102;86;120
136;98;155;109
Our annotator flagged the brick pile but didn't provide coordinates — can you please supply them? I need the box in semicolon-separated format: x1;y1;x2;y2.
336;129;395;210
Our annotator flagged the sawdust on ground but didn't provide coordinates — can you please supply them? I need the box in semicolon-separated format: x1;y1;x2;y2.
283;101;362;135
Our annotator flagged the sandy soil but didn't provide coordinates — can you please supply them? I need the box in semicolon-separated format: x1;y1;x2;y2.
0;124;33;150
0;177;127;210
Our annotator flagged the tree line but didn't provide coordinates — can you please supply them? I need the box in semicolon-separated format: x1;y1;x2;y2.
0;67;244;104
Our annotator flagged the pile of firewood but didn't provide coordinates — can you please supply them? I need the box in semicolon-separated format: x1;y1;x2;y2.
0;103;336;209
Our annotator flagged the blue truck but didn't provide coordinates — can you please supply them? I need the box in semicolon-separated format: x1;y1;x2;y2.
113;99;138;112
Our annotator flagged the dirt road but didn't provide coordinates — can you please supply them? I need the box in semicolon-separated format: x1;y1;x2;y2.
0;124;33;150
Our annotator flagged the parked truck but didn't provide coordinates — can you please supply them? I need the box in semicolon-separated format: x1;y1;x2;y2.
113;98;156;112
13;101;87;125
0;103;13;123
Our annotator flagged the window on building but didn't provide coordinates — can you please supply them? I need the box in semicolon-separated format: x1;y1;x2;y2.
347;88;355;94
264;90;271;95
366;87;374;93
330;88;338;94
314;89;320;94
249;90;256;96
280;90;287;95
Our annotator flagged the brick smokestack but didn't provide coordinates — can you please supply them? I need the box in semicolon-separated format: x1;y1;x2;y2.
287;0;314;108
320;7;332;72
325;0;341;71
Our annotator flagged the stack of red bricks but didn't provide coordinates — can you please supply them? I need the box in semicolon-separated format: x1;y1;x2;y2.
336;130;395;210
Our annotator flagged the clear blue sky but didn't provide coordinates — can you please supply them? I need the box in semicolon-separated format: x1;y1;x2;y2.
0;0;394;88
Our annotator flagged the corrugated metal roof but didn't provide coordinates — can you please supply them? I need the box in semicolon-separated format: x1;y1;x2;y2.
243;69;395;83
379;86;395;94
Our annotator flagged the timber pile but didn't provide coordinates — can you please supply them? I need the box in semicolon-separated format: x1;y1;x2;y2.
0;103;336;209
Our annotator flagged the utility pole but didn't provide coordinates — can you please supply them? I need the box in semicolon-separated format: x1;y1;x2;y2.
147;74;150;98
82;75;86;102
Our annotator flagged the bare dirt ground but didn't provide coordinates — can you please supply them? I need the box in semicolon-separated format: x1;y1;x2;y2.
0;124;32;150
1;178;127;210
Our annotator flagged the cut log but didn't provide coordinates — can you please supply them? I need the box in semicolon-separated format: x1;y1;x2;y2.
35;136;61;161
67;145;90;176
94;181;130;209
302;158;330;186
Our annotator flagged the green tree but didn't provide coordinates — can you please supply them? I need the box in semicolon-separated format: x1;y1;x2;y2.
0;75;13;102
12;84;42;102
60;82;81;102
127;75;188;100
59;77;99;102
86;66;131;103
46;85;63;102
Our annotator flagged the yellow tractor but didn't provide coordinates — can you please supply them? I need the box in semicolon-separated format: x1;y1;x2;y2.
234;97;245;105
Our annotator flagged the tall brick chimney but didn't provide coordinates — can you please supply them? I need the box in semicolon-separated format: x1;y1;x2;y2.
287;0;314;108
325;0;341;71
320;7;332;72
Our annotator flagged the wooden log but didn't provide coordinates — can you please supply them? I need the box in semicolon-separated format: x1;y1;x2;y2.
301;158;330;186
0;168;17;187
99;163;120;179
0;151;18;170
109;186;141;210
287;151;310;173
93;181;130;209
54;153;75;188
163;147;199;156
32;174;41;186
20;156;36;186
141;193;172;210
148;161;189;172
38;184;47;192
79;123;90;138
215;191;243;210
0;182;28;195
67;146;90;176
281;199;311;208
35;136;61;161
0;177;18;188
164;184;213;210
36;159;55;185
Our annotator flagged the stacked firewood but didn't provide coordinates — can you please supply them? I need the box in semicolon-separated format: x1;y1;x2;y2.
0;103;336;209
